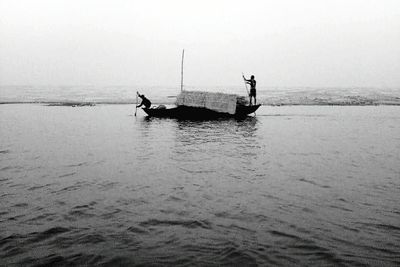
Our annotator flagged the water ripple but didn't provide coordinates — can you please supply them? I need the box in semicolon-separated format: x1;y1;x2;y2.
139;219;213;230
1;105;399;266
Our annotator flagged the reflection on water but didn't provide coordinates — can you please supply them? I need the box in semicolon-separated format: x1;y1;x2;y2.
174;117;259;146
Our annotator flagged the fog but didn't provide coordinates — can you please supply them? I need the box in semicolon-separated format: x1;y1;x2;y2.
1;0;399;87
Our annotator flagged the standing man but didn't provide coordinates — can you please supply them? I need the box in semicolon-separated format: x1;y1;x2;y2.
243;75;257;105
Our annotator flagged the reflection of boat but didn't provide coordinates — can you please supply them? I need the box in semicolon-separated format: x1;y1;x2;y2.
142;104;261;119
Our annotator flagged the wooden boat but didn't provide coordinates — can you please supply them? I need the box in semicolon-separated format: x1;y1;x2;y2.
142;104;261;119
138;50;261;119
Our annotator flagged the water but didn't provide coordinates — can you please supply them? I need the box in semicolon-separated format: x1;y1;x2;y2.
1;85;400;105
1;104;399;266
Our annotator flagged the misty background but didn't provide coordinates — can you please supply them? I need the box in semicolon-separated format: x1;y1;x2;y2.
0;0;399;88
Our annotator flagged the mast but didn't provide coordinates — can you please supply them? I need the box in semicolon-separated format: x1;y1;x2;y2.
181;49;185;92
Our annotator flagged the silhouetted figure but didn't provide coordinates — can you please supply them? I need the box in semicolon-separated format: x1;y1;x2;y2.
243;75;256;105
137;93;152;109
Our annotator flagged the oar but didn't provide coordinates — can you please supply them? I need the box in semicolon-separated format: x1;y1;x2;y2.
242;72;249;96
242;72;251;105
134;91;138;116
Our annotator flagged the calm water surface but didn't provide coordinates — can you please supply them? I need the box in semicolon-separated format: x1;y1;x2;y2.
1;105;399;266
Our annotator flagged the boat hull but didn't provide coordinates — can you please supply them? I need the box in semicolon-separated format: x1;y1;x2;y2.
142;105;261;119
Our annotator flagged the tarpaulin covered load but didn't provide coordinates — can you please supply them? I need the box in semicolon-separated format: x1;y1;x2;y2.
176;91;238;115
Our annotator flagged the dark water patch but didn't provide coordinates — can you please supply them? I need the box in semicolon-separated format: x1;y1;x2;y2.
160;208;190;216
127;226;148;234
298;177;331;189
0;233;23;247
330;222;360;233
358;222;400;234
183;242;224;256
24;213;57;224
116;197;149;206
0;166;13;171
356;243;399;256
100;208;123;219
7;214;25;221
2;245;25;258
215;246;258;266
8;182;26;188
89;201;98;206
307;251;345;266
0;149;10;154
361;201;374;207
47;235;78;249
287;240;347;266
28;183;53;191
13;202;28;208
301;207;315;214
0;210;9;216
179;166;215;174
63;253;107;266
214;211;233;219
53;181;89;193
139;219;212;230
28;226;70;243
65;162;88;167
330;236;361;249
54;185;81;193
73;204;93;210
55;200;66;206
28;254;67;267
75;233;106;245
66;209;94;220
99;256;137;266
213;211;269;224
298;177;318;186
270;230;303;242
219;223;257;234
329;204;354;212
166;195;185;202
58;172;76;178
374;223;400;232
97;181;119;190
173;186;185;190
289;242;331;254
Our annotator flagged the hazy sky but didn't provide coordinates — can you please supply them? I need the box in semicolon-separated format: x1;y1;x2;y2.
1;0;399;87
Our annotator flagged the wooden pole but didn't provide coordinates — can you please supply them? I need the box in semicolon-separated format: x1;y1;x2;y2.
181;49;185;92
242;72;249;95
134;91;138;116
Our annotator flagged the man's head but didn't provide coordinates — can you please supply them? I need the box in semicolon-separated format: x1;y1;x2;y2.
251;75;255;79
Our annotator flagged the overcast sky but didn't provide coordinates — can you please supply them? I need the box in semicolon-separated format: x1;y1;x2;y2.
0;0;399;87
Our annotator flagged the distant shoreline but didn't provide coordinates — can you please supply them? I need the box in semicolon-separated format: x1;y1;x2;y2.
1;102;400;106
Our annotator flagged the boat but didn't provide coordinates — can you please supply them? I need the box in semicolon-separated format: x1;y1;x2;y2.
138;50;261;119
141;90;260;119
142;103;261;119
